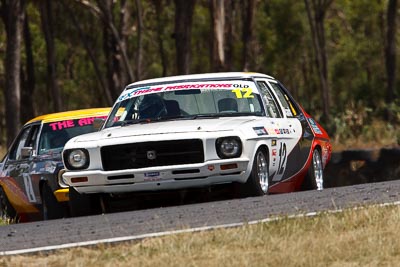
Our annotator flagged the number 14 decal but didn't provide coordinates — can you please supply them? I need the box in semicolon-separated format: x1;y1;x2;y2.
23;173;36;203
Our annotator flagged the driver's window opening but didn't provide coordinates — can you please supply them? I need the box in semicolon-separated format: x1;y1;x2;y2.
256;81;283;118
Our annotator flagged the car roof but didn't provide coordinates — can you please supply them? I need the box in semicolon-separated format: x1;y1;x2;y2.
25;108;111;125
125;72;275;89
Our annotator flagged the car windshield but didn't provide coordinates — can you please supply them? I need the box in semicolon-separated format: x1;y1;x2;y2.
38;116;106;155
105;80;265;128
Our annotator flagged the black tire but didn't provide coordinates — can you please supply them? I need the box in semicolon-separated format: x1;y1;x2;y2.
241;148;270;197
41;183;64;220
69;187;101;217
0;186;17;222
303;149;324;190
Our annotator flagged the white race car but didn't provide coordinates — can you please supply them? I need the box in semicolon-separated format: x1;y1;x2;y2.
62;72;331;216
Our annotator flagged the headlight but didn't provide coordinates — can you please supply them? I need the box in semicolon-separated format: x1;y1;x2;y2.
216;137;242;159
63;149;89;170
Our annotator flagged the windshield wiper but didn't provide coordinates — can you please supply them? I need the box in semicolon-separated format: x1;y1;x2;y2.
115;116;193;126
188;114;221;119
152;115;191;121
114;119;151;127
149;115;219;122
114;112;260;127
217;112;262;117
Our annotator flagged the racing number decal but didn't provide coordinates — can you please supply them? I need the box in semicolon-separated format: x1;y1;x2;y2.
23;173;36;203
277;143;287;175
272;142;288;182
231;89;254;98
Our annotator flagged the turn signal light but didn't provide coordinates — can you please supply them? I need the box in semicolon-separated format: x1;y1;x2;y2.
220;163;238;170
71;177;88;183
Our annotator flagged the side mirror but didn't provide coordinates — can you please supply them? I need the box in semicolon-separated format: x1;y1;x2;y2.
93;118;105;131
20;147;33;159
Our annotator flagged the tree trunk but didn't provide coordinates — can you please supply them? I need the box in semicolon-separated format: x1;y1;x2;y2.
101;0;120;100
152;0;168;77
98;0;133;99
40;0;62;112
241;0;256;71
173;0;196;75
1;0;25;147
225;0;236;71
210;0;225;71
385;0;397;121
62;1;113;106
21;11;35;123
119;0;130;84
304;0;332;122
134;0;143;80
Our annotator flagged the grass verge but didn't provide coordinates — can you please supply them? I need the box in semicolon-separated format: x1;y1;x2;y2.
331;119;399;151
1;204;400;266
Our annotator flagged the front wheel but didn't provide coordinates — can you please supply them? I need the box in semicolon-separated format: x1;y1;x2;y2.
0;186;17;223
241;148;270;197
69;187;101;217
41;183;64;220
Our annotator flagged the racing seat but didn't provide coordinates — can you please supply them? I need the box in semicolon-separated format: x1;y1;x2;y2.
165;100;181;117
218;98;238;112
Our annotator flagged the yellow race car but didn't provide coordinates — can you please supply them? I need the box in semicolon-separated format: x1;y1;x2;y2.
0;108;111;222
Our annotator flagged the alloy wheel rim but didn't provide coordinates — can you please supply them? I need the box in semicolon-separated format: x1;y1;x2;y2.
313;150;324;190
257;151;269;193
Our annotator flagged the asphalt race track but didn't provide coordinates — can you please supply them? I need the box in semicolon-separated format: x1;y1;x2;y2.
1;179;400;255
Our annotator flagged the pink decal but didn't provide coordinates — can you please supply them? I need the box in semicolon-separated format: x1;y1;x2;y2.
78;116;108;126
49;123;58;131
49;116;110;131
164;83;232;90
133;87;163;96
49;120;75;131
78;117;94;126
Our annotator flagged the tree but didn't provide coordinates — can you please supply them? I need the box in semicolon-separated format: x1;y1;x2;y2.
1;0;26;146
241;0;256;71
304;0;333;122
100;0;129;99
173;0;196;74
20;10;35;123
210;0;225;71
134;0;143;80
385;0;397;121
40;0;62;112
62;0;113;106
224;0;237;71
151;0;168;77
75;0;134;99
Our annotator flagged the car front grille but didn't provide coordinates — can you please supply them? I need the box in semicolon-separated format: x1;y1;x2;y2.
101;139;204;171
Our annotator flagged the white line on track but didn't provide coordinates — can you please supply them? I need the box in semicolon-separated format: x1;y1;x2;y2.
2;200;400;256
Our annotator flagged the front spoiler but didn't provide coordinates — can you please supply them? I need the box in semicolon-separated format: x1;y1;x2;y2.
63;159;251;194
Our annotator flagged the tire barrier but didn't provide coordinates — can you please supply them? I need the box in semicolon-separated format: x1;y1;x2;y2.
324;147;400;187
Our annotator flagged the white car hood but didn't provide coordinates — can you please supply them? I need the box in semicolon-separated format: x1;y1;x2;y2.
73;117;258;142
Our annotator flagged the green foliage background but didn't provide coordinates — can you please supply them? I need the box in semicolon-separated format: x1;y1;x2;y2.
0;0;399;148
